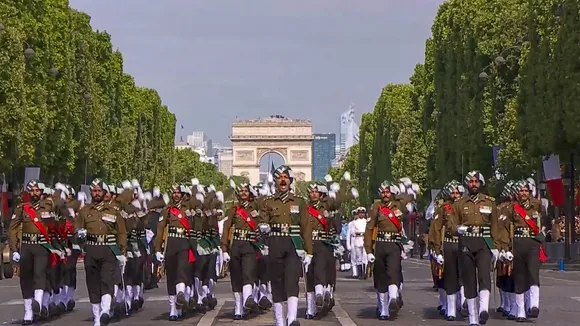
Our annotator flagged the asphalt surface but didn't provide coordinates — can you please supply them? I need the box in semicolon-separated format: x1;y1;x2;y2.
0;258;579;325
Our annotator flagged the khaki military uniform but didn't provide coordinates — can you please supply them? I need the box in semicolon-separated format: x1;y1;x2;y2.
448;193;501;299
304;201;336;313
9;198;60;318
364;199;406;293
75;201;127;309
505;200;542;295
495;199;516;317
61;199;82;311
154;201;194;308
221;201;262;315
260;192;313;303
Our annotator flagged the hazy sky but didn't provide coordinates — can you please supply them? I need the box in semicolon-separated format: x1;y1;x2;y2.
69;0;444;144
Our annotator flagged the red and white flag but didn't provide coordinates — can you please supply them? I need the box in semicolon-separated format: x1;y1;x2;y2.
543;154;565;206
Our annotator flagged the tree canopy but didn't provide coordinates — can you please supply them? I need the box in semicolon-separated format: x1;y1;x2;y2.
333;0;579;201
0;0;229;190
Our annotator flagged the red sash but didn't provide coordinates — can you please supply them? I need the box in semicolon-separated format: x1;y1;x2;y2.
379;205;402;232
513;203;547;262
444;203;452;213
235;206;261;258
22;204;57;266
307;205;327;229
169;207;195;263
235;206;257;231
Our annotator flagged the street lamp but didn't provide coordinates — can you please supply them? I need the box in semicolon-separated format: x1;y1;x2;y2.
48;67;59;77
24;47;35;59
479;71;489;81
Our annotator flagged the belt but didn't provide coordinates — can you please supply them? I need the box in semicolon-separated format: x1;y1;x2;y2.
168;226;188;238
22;233;48;245
514;227;534;238
233;229;256;241
376;231;401;242
312;230;328;241
270;224;300;237
86;234;117;246
463;225;491;237
444;234;459;243
129;230;146;241
353;232;364;237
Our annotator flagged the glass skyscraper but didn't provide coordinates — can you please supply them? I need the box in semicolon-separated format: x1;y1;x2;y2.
312;133;336;181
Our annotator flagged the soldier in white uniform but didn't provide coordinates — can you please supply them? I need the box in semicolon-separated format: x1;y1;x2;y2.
347;208;367;280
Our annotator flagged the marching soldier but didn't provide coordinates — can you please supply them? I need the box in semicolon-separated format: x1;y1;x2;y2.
364;180;412;320
221;182;262;319
304;182;336;318
428;180;465;321
253;183;273;311
501;179;545;322
9;180;62;324
74;179;127;326
495;181;517;319
61;184;83;312
448;171;502;326
154;184;196;321
259;165;313;326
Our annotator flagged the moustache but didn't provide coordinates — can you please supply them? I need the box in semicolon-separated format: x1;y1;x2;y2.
280;181;287;186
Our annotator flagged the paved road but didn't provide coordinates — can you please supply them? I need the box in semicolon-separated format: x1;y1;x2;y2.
0;258;579;325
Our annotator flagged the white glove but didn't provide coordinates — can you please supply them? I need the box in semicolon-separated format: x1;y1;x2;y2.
191;178;199;186
351;188;359;199
117;255;127;265
153;187;161;197
59;250;65;259
12;252;20;262
367;253;375;263
330;182;340;192
143;192;153;201
504;251;514;261
223;252;231;263
491;249;499;263
77;192;87;203
195;193;204;201
76;228;87;238
55;183;69;196
65;248;72;256
131;179;140;189
324;174;333;182
208;184;216;192
457;225;468;235
121;180;132;189
145;229;155;244
436;254;444;265
229;179;236;189
303;254;313;271
216;191;224;203
398;183;406;194
400;177;412;187
155;252;164;262
258;223;271;234
343;171;351;181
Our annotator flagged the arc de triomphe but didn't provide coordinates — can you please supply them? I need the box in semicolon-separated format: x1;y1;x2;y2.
230;116;313;184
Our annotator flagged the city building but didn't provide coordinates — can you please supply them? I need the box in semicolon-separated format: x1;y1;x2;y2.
339;105;360;158
312;133;336;181
218;148;233;177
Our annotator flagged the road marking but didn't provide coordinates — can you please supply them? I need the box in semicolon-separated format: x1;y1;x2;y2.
198;299;225;326
333;300;357;326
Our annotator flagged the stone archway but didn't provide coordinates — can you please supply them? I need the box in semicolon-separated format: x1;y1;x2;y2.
230;116;313;184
